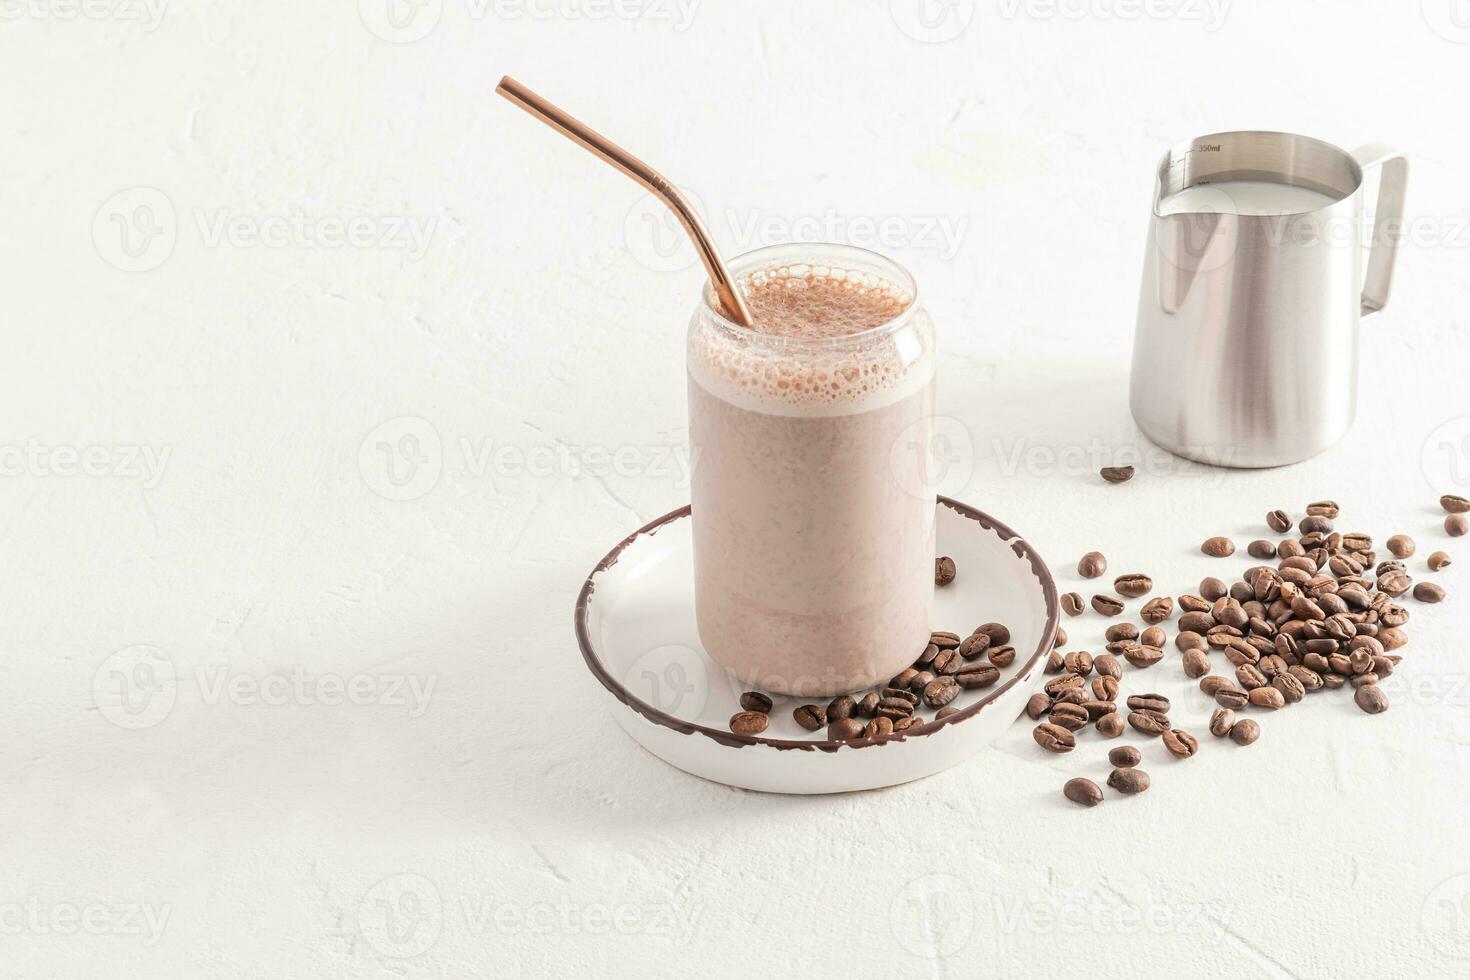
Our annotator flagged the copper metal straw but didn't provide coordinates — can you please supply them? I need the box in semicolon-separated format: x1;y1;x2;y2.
496;76;753;327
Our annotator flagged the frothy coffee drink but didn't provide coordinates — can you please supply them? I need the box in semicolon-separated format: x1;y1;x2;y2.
688;249;936;697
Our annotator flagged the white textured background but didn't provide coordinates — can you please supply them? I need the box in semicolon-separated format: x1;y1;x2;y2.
4;0;1470;976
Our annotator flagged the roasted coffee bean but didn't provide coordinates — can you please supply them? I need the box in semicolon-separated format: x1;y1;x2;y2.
1200;675;1233;696
1078;551;1108;579
1229;718;1260;745
826;695;856;722
956;664;1001;690
1101;465;1135;484
1055;628;1068;648
855;692;879;718
1115;574;1153;598
739;691;774;713
1379;571;1413;597
1141;597;1174;624
1322;672;1347;690
1248;686;1285;710
1443;494;1470;514
729;711;769;736
1123;643;1164;669
1126;693;1170;713
1179;594;1211;615
1209;708;1235;737
1062;592;1085;616
1044;650;1065;674
1448;514;1469;538
1384;535;1415;559
932;649;961;675
1327;653;1353;676
1096;712;1125;737
891;668;919;690
1288;665;1323;691
1379;627;1408;651
1105;623;1139;643
1247;539;1277;559
1303;500;1338;518
909;671;937;693
893;715;921;732
1140;626;1167;649
1202;536;1236;558
1348;648;1375;675
1267;509;1293;533
828;718;865;740
1107;767;1150;795
1429;551;1452;571
915;643;940;667
883;687;920;706
1354;684;1389;715
1063;651;1094;676
1064;777;1104;807
1350;672;1379;689
1092;594;1125;616
1176;632;1208;654
1179;611;1216;635
1050;703;1090;731
793;704;827;731
935;706;961;721
1033;722;1076;753
1201;578;1229;602
1214;686;1249;710
1415;582;1446;603
1109;745;1141;767
864;717;894;739
1272;672;1306;703
922;677;960;707
878;696;917;719
1162;729;1199;758
957;633;991;659
1092;675;1119;701
1127;709;1171;736
1236;664;1268;690
1182;649;1211;678
931;631;962;649
1300;515;1334;535
1024;692;1051;720
989;646;1017;668
1278;538;1307;559
976;623;1011;646
935;556;957;586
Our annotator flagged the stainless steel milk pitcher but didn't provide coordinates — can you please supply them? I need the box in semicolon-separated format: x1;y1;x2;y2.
1130;131;1408;468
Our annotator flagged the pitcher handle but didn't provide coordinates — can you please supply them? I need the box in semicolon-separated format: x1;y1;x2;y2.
1351;143;1408;316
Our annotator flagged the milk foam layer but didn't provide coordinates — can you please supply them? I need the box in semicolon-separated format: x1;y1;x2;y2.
687;261;935;418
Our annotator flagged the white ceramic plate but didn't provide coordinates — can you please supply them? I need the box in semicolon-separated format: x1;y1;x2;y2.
575;497;1060;794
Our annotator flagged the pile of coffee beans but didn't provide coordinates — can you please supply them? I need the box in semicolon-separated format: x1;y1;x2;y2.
1056;497;1456;806
728;601;1015;741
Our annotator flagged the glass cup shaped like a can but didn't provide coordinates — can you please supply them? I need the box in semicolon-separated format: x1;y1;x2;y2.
686;243;938;697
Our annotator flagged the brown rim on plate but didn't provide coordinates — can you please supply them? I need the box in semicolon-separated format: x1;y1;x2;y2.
573;497;1060;752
